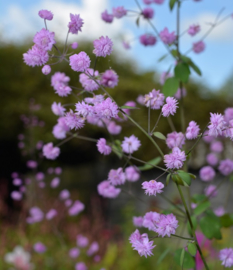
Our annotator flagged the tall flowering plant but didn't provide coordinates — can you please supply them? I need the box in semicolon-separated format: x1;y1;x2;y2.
22;1;233;269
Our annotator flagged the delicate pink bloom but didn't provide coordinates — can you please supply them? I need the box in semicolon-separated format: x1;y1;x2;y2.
191;203;197;209
79;68;100;92
27;207;44;224
166;131;185;149
87;242;99;256
97;180;121;198
85;95;104;105
142;180;164;196
210;141;223;153
174;87;187;99
122;135;141;154
11;191;22;201
186;121;200;139
34;242;46;253
206;153;218;166
188;24;200;36
94;97;119;119
65;199;72;207
42;65;51;75
160;27;176;45
75;262;87;270
27;160;37;169
38;182;45;188
142;8;154;19
43;142;60;160
204;185;217;198
75;101;93;117
23;45;49;67
13;178;22;186
164;147;186;169
101;10;114;23
140;34;157;46
68;14;83;34
133;216;144;227
107;121;122;135
160;71;172;85
65;110;85;130
59;189;70;200
224;108;233;124
69;248;80;258
125;166;140;182
46;209;57;220
101;70;118;88
208;113;226;137
193;41;205;53
36;172;44;181
53;117;70;139
97;138;112;155
129;229;155;257
51;72;72;97
162;97;178;117
137;95;145;105
77;235;89;248
93;36;113;57
108;168;126;185
38;10;53;20
203;130;215;143
51;102;66;116
218;159;233;176
33;28;56;51
155;213;178;237
143;211;160;231
144;89;164;110
112;6;127;18
214;206;225;217
71;42;78;49
69;200;85;216
199;166;215;182
219;248;233;267
70;52;91;72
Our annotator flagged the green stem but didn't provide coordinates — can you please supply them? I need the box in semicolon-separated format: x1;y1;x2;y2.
171;234;194;241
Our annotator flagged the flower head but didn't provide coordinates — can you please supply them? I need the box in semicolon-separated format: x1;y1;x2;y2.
69;52;91;72
101;10;114;23
219;248;233;268
87;242;99;256
77;235;89;248
108;168;125;185
143;211;160;231
155;214;178;237
208;113;226;137
97;180;121;198
125;166;140;182
164;147;186;169
144;89;164;109
97;138;112;155
188;24;200;36
46;209;57;220
51;102;66;116
142;8;154;19
166;131;185;149
193;41;205;53
133;216;144;227
33;28;56;51
42;65;51;75
94;97;119;119
112;6;127;18
218;159;233;176
204;185;217;198
38;10;53;20
69;200;85;216
101;70;119;88
93;36;113;57
65;110;85;130
162;97;178;117
206;153;218;166
160;27;176;45
121;135;141;154
140;34;157;46
68;14;84;34
51;72;71;96
210;141;223;153
142;180;164;196
199;166;215;181
79;68;100;91
23;45;49;67
186;121;200;139
34;242;46;253
42;142;60;160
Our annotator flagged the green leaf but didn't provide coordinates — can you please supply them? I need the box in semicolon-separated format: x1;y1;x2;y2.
171;173;184;186
192;194;207;203
187;216;197;236
153;131;166;140
158;53;168;62
177;170;191;187
174;63;190;83
180;55;202;76
138;157;162;171
193;201;211;216
220;214;233;228
180;248;185;268
171;49;178;58
163;77;180;97
169;0;178;11
166;174;171;186
188;243;197;256
174;248;195;269
136;16;140;27
189;173;196;179
156;248;171;265
229;175;233;182
111;140;123;158
200;214;222;239
120;105;139;109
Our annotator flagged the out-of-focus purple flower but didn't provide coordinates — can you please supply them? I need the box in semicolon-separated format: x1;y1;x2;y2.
34;242;46;253
219;248;233;267
210;141;223;153
27;207;44;224
59;189;70;200
140;34;157;46
166;131;185;149
42;143;60;160
121;135;141;154
107;121;122;135
133;216;144;227
206;153;219;166
174;87;187;100
101;10;114;23
93;36;113;57
11;172;19;178
123;41;131;49
65;199;72;207
101;70;118;88
193;41;205;53
199;166;215;182
155;214;178;237
38;10;53;20
186;121;200;139
125;166;140;182
42;65;51;75
224;108;233;124
97;180;121;198
68;200;85;216
50;177;60;188
68;14;84;34
36;172;44;181
142;8;154;19
46;209;57;220
79;68;100;92
11;191;22;201
77;235;89;248
108;168;125;185
160;27;176;45
143;211;160;231
51;72;72;97
87;242;99;256
97;138;112;155
69;247;80;258
144;89;164;109
218;159;233;176
71;42;78;49
204;185;217;198
27;160;38;169
51;102;66;116
164;147;186;169
75;262;87;270
13;178;22;186
112;6;127;18
188;24;200;36
55;167;62;175
142;180;164;196
214;206;225;217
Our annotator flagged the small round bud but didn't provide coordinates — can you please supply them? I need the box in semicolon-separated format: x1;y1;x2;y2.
71;42;78;49
42;65;51;75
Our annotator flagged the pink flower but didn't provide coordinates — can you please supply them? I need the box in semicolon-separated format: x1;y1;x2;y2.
51;72;71;97
224;108;233;124
69;200;85;216
13;178;22;186
214;206;225;217
208;113;226;137
143;211;160;231
125;166;140;182
27;207;44;224
97;180;121;198
93;36;113;57
42;143;60;160
65;110;85;130
155;213;178;237
204;185;217;198
186;121;200;139
218;159;233;176
53;117;70;139
87;242;99;256
97;138;112;155
121;135;141;154
162;97;178;117
77;235;88;248
193;41;205;53
33;28;56;51
112;6;127;18
23;45;49;67
46;209;57;220
210;141;223;153
38;10;53;20
69;52;91;72
142;180;164;196
140;34;157;46
51;102;66;116
68;14;84;34
75;101;93;117
188;24;200;36
94;97;119;119
108;168;126;185
166;131;185;149
11;191;22;201
42;65;51;75
160;27;176;45
129;229;155;257
101;70;119;88
71;42;78;49
75;262;87;270
69;248;80;258
107;121;122;134
219;248;233;268
27;160;37;169
34;242;46;253
79;68;100;92
133;216;144;227
142;8;154;19
144;89;164;109
59;189;70;200
206;153;218;166
164;147;186;169
101;10;114;23
122;101;136;115
199;166;215;181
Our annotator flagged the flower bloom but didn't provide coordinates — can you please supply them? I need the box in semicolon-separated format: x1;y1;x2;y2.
155;214;179;237
69;248;80;258
143;211;160;231
79;68;100;92
125;166;140;182
68;14;84;34
107;121;122;134
188;24;200;36
199;166;215;181
101;10;114;23
140;34;157;46
218;159;233;176
204;185;217;198
129;229;155;257
193;41;205;53
224;108;233;124
69;52;91;72
11;191;22;201
164;147;186;169
23;45;49;67
97;138;112;155
65;110;85;130
42;65;51;75
59;189;70;200
186;121;200;139
93;36;113;57
112;6;127;18
42;143;60;160
160;27;176;45
108;168;126;185
142;8;154;19
87;242;99;256
51;102;66;116
38;10;53;20
214;206;225;217
34;242;46;253
166;131;185;149
68;200;85;216
97;180;121;198
94;97;119;119
77;235;89;248
53;117;70;139
46;209;57;220
142;180;164;196
219;248;233;268
51;72;72;97
208;113;226;137
133;216;144;227
101;70;119;88
27;207;44;224
75;262;87;270
121;135;141;154
206;153;218;166
210;141;223;153
33;28;56;51
162;97;178;117
71;42;78;49
144;89;164;109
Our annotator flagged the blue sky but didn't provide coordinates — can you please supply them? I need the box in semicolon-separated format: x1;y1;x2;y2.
1;0;233;90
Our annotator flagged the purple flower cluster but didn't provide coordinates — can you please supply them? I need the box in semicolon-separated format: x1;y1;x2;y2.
144;89;164;109
186;121;200;139
160;27;176;45
166;131;185;149
164;147;186;169
68;14;84;34
193;41;205;53
140;34;157;46
188;24;200;36
42;143;60;160
162;97;178;117
93;36;113;57
142;180;164;196
51;72;72;97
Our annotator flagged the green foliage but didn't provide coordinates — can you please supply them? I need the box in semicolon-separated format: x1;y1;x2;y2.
163;77;180;97
137;156;162;170
187;243;197;256
199;212;222;240
174;63;190;83
153;131;166;140
174;248;195;269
